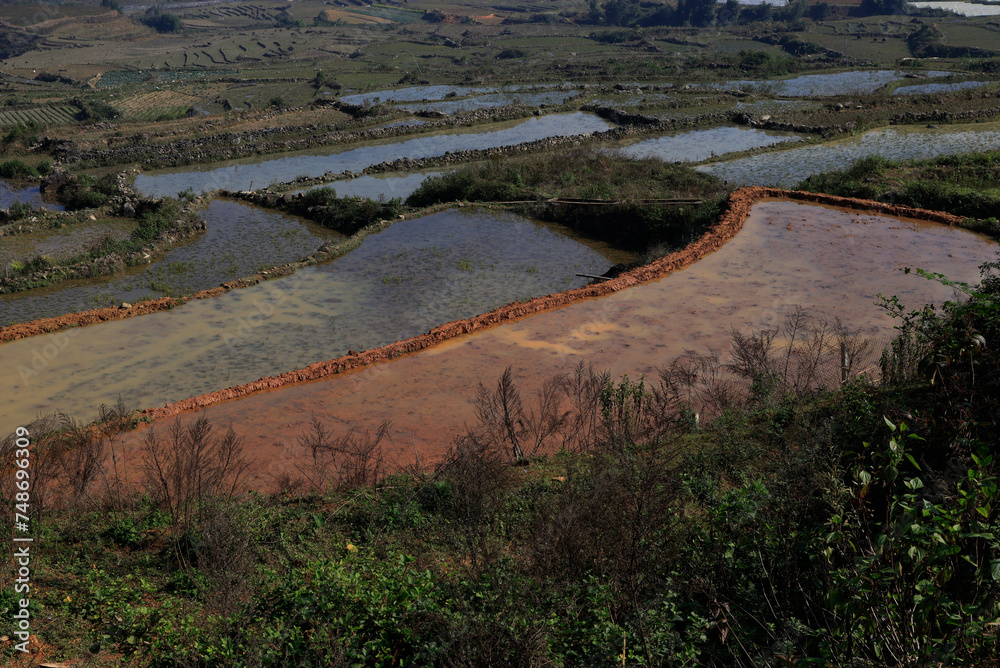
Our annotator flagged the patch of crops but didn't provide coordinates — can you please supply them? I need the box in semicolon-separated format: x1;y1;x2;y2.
95;70;237;89
115;91;201;119
93;70;152;89
350;4;424;22
0;105;76;127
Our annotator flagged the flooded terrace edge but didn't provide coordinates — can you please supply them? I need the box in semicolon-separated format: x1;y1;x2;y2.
129;187;966;424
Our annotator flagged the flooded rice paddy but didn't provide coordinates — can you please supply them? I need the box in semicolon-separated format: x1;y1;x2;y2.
909;1;1000;15
0;180;63;211
398;90;580;115
1;200;341;326
712;70;951;97
894;80;994;95
0;209;628;433
294;171;445;202
339;85;495;105
119;199;998;477
1;218;135;269
338;83;573;107
134;112;614;197
613;126;804;162
697;122;1000;186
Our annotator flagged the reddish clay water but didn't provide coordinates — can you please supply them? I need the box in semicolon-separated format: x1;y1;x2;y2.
124;199;997;487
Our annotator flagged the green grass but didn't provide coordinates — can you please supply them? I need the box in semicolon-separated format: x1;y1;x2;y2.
797;152;1000;234
407;152;732;251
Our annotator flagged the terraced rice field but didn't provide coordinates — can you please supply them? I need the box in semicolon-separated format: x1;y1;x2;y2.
0;105;77;126
91;197;997;473
0;208;626;429
114;90;202;119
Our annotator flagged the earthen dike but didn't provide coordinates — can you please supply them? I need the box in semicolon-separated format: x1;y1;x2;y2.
0;187;966;427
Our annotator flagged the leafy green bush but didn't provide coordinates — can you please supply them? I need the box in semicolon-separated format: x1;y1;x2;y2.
407;153;730;251
7;202;33;220
2;121;44;146
140;11;182;33
799;153;1000;221
74;99;120;122
64;172;123;210
820;420;1000;664
0;159;38;178
291;188;401;234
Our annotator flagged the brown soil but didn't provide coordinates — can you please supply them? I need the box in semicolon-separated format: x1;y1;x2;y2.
133;187;965;424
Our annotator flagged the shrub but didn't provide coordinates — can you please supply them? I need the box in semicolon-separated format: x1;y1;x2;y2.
73;98;120;122
7;201;33;220
140;11;182;33
2;122;44;145
0;159;38;178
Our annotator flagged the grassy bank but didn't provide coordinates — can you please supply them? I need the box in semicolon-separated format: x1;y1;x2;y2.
3;261;999;666
407;152;732;253
797;151;1000;237
0;198;203;294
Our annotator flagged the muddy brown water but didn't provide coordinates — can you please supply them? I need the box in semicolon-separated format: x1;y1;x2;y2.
0;209;628;434
1;218;135;269
97;198;999;487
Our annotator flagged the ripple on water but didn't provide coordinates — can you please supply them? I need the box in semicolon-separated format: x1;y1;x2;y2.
292;171;445;202
0;218;135;268
110;199;996;468
0;200;341;326
613;125;804;163
133;112;615;197
0;179;63;211
710;70;951;97
0;209;630;431
697;123;1000;186
399;90;580;114
894;80;993;96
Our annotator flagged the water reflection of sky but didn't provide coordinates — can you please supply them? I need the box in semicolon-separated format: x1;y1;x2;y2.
698;124;1000;186
708;70;951;97
0;179;63;211
614;125;804;163
135;112;614;197
1;200;341;326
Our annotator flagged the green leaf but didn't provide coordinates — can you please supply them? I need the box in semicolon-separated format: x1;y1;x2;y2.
991;560;1000;582
883;416;896;431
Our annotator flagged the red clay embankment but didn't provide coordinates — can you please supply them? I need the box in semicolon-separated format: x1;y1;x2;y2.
133;187;967;423
0;188;965;346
